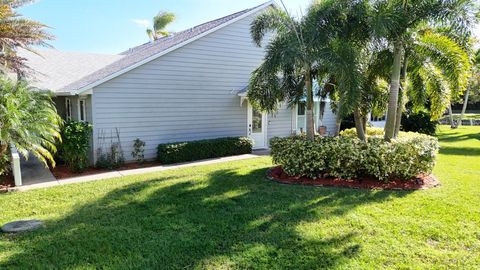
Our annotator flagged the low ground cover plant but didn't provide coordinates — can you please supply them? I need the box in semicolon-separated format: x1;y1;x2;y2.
271;130;438;182
157;137;253;164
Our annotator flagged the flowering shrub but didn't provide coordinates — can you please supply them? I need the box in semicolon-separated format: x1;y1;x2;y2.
270;133;439;182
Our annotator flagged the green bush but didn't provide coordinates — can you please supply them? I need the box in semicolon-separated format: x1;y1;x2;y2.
270;133;439;182
95;143;125;170
340;127;386;137
58;121;92;172
401;111;438;135
0;148;10;176
157;137;253;164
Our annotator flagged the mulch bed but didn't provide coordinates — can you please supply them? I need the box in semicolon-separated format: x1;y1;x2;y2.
0;173;14;193
51;161;160;179
267;166;440;190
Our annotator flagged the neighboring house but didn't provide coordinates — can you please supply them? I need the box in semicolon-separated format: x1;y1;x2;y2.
21;1;337;163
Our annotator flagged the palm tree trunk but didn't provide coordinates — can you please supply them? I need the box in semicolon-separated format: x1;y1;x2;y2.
394;54;409;138
458;89;470;127
448;104;455;128
305;69;315;140
363;114;368;134
334;103;342;136
354;109;366;141
384;39;404;141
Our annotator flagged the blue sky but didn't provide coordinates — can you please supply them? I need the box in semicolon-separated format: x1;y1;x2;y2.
18;0;480;54
19;0;311;54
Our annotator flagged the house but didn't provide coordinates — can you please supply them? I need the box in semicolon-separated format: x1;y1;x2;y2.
21;1;337;163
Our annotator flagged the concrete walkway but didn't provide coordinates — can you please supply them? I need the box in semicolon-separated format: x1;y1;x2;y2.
20;154;57;186
14;150;270;192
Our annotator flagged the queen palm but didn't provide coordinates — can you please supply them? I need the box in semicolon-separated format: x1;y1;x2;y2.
400;28;471;133
146;11;175;41
248;0;369;140
0;76;62;173
370;0;477;141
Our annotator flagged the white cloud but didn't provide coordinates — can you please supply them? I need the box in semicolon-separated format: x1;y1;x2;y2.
131;19;151;28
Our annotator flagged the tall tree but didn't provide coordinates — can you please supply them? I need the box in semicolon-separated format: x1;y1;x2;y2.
0;0;53;75
370;0;477;141
146;11;175;41
248;0;369;140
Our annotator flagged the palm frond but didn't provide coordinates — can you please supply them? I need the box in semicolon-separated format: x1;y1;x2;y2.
250;7;291;47
414;30;471;98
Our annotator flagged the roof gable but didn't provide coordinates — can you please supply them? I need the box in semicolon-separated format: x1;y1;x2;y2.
65;1;274;94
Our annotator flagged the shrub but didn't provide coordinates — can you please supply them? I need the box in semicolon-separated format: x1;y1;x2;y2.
96;143;125;169
270;133;438;182
132;138;146;164
340;127;386;137
401;111;438;135
58;121;92;172
157;137;253;164
0;148;10;176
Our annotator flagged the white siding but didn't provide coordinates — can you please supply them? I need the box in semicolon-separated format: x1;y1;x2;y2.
92;13;270;161
268;104;294;144
322;102;337;135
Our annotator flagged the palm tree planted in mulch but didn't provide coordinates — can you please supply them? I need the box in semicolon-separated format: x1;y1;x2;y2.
247;0;370;140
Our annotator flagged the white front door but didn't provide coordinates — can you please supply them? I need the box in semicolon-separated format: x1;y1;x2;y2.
248;104;267;149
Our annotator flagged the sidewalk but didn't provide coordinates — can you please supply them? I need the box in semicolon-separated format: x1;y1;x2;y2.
13;151;269;192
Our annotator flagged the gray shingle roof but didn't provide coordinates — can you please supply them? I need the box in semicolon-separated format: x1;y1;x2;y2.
62;1;273;93
19;49;123;93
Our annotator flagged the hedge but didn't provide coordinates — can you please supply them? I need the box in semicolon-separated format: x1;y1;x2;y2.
157;137;253;164
270;133;439;182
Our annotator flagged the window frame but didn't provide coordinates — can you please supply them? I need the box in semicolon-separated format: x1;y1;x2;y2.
78;98;87;122
65;98;72;121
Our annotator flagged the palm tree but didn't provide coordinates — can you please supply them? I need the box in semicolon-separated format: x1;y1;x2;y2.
0;76;62;172
370;0;477;141
458;48;480;126
0;0;53;75
392;27;471;136
248;0;369;140
146;11;175;41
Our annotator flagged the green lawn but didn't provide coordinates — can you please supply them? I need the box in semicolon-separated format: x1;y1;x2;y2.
1;127;479;269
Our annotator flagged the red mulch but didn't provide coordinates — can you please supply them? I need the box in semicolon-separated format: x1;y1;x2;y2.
267;166;440;190
51;161;160;179
0;173;14;193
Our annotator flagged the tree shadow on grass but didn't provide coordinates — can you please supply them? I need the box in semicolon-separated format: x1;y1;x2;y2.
439;146;480;156
436;131;480;143
1;167;412;269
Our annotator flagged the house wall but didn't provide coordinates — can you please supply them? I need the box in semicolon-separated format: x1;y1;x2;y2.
92;12;276;161
322;102;337;135
267;104;294;143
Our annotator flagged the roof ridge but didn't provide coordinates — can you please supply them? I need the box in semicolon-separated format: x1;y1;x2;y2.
64;1;274;93
120;3;266;56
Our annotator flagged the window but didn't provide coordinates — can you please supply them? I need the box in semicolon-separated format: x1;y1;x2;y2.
297;102;306;132
297;103;306;116
65;98;72;121
78;98;87;122
296;101;323;133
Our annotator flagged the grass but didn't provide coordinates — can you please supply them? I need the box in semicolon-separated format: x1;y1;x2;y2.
1;127;479;269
